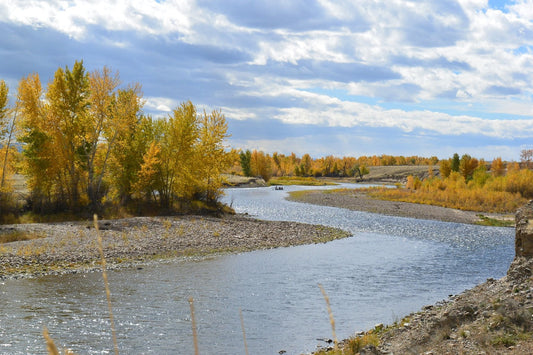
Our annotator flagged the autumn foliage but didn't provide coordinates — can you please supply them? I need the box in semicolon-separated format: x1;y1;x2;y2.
372;157;533;213
233;150;438;181
2;61;231;218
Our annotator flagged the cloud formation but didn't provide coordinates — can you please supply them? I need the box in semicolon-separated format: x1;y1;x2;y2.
0;0;532;159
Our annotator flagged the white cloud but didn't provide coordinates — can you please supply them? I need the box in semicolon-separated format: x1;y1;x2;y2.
1;0;194;39
1;0;532;160
144;96;177;113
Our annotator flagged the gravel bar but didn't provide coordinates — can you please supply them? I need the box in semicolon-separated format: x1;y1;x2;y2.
0;214;350;280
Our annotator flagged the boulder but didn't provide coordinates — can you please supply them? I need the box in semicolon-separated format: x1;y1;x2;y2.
515;200;533;258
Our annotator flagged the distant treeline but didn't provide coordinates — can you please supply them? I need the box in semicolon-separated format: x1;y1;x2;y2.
0;61;231;220
228;149;533;182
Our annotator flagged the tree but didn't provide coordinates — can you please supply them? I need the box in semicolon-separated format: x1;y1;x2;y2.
300;154;312;176
521;149;533;169
0;80;17;191
17;61;146;212
0;80;18;218
439;159;452;178
158;101;199;207
46;60;91;209
196;109;231;203
406;175;421;190
84;66;121;208
133;141;162;203
470;165;489;187
105;113;152;205
17;72;56;211
451;153;460;172
491;157;505;177
251;150;272;181
459;154;478;181
351;164;369;181
239;149;252;176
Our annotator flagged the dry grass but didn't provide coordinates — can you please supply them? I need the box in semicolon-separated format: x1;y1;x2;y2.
43;327;76;355
361;179;527;213
269;176;336;186
94;215;119;355
189;297;199;355
0;230;44;244
319;284;338;352
240;309;249;355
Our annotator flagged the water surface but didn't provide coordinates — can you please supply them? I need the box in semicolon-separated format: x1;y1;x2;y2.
0;185;514;354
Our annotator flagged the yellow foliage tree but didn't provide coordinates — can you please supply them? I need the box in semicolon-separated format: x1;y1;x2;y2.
491;157;505;177
251;150;272;182
133;141;162;202
196;109;231;203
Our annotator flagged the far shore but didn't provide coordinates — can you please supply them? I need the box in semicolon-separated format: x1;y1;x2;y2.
288;188;515;226
0;214;350;280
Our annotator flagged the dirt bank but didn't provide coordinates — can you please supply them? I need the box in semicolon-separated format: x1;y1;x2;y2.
355;257;533;355
289;189;513;225
313;203;533;355
0;214;350;280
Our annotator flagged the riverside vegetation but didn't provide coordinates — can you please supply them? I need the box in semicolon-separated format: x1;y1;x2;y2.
0;61;232;223
289;153;533;227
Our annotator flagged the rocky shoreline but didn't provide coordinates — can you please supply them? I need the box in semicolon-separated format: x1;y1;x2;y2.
315;201;533;355
0;214;350;280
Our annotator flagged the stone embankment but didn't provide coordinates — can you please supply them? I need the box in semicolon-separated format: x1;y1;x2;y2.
0;214;350;280
331;201;533;355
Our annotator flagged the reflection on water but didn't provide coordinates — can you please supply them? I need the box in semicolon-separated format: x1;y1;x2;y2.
0;185;514;355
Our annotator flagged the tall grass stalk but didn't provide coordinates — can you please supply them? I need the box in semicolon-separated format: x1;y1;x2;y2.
43;327;60;355
94;214;119;355
319;283;338;351
240;309;249;355
189;297;200;355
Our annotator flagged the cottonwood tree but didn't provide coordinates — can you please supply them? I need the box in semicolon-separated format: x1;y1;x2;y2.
250;150;272;181
439;159;452;178
17;72;56;210
459;154;478;181
239;149;252;177
521;149;533;169
0;80;19;218
451;153;460;172
45;61;91;209
18;61;145;211
0;80;17;191
196;109;231;203
134;102;231;208
491;157;506;177
109;114;154;204
84;66;120;208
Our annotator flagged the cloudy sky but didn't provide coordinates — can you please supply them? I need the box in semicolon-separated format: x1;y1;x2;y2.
1;0;532;160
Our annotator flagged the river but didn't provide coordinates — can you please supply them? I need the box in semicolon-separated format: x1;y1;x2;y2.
0;184;514;354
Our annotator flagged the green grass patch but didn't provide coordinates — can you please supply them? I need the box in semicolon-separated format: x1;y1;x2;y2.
490;332;532;347
476;214;515;227
287;190;312;199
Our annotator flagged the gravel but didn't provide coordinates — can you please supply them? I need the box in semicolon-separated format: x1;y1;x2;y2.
0;214;350;280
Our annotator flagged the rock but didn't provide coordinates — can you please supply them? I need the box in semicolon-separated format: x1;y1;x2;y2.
515;200;533;258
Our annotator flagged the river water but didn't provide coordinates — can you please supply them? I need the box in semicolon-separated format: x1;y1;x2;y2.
0;185;514;354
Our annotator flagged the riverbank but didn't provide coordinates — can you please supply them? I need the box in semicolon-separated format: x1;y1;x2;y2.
289;189;514;226
313;203;533;355
317;256;533;355
0;214;350;280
